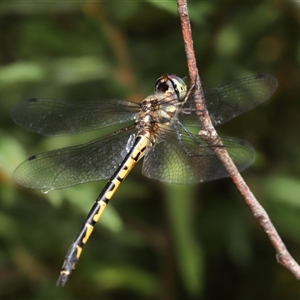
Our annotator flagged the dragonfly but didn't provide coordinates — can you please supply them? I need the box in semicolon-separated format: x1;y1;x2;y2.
11;73;278;286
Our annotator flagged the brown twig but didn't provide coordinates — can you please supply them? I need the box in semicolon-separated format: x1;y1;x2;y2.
177;0;300;280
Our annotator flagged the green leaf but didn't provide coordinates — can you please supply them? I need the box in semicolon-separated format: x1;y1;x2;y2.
165;184;204;296
92;264;158;296
264;175;300;208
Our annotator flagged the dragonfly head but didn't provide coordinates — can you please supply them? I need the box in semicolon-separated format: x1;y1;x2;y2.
155;75;187;101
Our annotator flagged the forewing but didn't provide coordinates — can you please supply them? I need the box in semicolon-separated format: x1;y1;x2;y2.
142;127;255;184
11;98;139;136
180;73;278;127
13;125;136;190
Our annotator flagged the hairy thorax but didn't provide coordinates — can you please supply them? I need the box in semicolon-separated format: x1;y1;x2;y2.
135;91;181;144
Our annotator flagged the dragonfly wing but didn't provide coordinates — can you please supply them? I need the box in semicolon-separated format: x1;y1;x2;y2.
180;73;278;127
11;98;139;136
13;125;136;190
142;126;255;184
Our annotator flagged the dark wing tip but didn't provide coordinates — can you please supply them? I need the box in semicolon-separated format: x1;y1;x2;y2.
10;98;36;121
28;155;37;161
256;73;278;93
255;73;266;79
27;98;38;102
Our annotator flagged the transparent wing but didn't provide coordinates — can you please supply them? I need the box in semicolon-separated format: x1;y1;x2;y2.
142;125;255;184
11;98;139;136
180;73;278;127
12;125;136;190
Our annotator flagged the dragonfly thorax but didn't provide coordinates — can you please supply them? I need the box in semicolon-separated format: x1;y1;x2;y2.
136;75;188;134
135;75;190;141
136;88;183;142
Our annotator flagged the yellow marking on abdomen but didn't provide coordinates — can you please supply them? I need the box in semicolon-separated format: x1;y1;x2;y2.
82;224;94;244
118;159;136;179
105;179;121;200
131;148;141;161
75;245;83;260
104;157;137;199
60;270;70;276
117;166;129;180
92;202;107;222
104;188;115;200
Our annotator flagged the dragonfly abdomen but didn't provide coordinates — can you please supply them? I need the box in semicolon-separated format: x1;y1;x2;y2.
56;133;151;286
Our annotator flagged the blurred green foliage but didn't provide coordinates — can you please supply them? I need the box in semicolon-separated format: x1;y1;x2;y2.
1;0;300;299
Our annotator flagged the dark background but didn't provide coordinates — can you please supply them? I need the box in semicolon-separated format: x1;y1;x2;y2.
1;1;300;299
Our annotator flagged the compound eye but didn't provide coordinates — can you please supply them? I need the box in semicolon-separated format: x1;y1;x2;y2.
168;75;187;100
155;75;170;94
155;75;187;100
